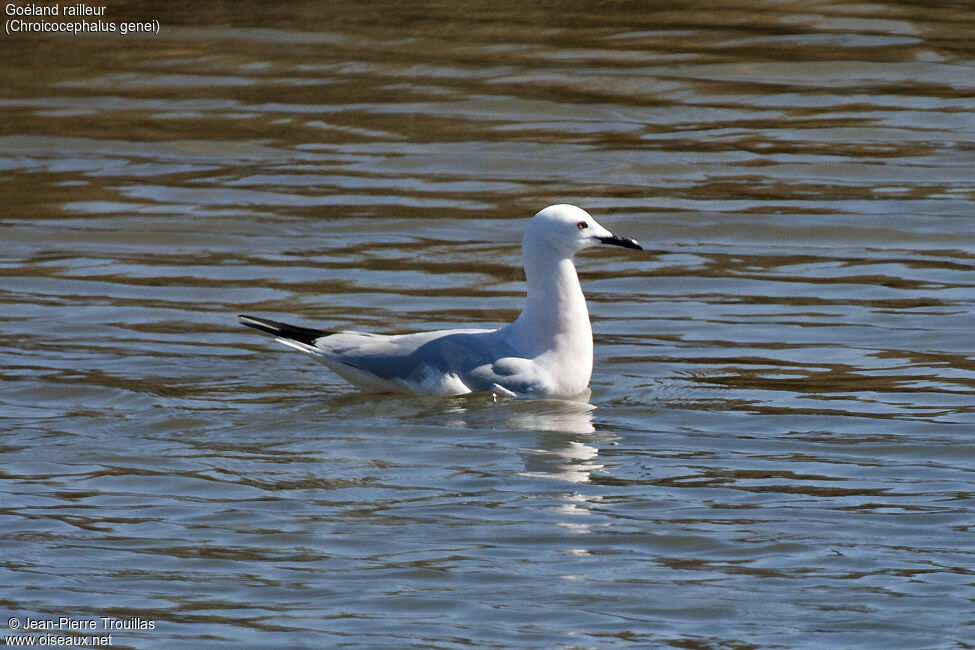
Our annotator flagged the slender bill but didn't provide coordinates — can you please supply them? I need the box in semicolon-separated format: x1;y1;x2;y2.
595;233;643;250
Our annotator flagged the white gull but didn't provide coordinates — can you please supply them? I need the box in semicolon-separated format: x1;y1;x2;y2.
239;204;643;398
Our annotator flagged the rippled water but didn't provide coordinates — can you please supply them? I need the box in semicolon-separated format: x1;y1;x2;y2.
2;1;974;647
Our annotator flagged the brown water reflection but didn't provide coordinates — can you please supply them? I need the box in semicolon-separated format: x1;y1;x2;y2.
1;1;974;648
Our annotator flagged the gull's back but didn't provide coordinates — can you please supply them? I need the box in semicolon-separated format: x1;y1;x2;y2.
314;327;517;395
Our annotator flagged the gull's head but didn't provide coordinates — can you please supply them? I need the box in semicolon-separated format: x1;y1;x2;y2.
525;204;643;257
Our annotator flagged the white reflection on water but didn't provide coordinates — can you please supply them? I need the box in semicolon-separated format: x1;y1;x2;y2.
505;396;605;483
356;392;605;482
520;439;603;484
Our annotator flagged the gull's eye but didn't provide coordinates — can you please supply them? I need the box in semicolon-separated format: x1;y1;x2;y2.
577;221;589;230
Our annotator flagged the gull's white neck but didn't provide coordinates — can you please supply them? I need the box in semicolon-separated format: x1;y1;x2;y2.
511;240;594;363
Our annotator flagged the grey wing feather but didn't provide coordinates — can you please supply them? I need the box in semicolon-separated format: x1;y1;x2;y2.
317;328;507;386
241;314;537;395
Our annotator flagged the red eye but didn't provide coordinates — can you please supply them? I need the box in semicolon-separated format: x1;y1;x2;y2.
577;221;588;230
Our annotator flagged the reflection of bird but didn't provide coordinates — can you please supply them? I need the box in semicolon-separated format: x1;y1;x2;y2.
240;204;643;398
520;439;603;484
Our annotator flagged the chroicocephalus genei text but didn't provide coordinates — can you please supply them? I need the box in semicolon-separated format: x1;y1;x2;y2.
239;204;642;398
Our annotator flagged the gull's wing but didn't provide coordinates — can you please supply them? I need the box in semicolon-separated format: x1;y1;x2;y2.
316;329;511;394
240;315;539;395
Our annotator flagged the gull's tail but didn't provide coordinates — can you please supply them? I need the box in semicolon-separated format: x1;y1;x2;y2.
238;314;331;352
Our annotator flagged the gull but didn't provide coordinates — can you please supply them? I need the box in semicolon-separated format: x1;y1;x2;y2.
239;204;643;398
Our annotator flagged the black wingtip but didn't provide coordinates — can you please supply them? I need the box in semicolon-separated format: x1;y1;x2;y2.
238;314;330;346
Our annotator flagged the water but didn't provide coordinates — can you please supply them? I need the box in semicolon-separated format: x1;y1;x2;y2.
2;1;974;647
